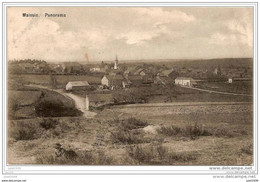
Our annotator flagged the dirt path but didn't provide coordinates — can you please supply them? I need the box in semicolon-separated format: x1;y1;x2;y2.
26;84;96;118
180;85;253;97
114;101;252;108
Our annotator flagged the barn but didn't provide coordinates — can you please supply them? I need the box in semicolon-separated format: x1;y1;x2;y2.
65;81;90;91
175;77;196;87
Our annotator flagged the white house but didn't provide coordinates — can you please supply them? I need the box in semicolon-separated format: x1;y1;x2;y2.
66;81;90;91
228;78;233;84
175;77;196;87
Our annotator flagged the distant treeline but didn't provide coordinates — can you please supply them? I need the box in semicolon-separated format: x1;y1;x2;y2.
9;59;47;64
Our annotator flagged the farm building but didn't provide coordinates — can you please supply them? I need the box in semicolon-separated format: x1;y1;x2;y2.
65;81;90;91
101;75;125;89
175;77;196;87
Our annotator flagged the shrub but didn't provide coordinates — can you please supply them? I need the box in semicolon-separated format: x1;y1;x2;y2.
111;129;148;144
213;126;234;138
96;151;114;165
126;144;199;165
35;99;82;117
40;118;58;130
120;118;148;130
185;121;212;139
157;125;182;136
36;149;114;165
167;151;199;162
9;120;41;140
157;122;212;140
110;117;149;144
126;145;155;164
241;143;253;155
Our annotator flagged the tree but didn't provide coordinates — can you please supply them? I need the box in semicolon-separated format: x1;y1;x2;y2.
50;73;57;88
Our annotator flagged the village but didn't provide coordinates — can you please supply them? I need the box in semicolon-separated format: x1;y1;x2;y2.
9;56;253;90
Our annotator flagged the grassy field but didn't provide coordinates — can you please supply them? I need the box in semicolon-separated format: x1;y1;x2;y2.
8;103;253;165
197;81;253;95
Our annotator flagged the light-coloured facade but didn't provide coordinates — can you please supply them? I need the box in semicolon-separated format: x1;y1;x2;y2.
175;77;195;87
228;78;233;83
101;76;109;86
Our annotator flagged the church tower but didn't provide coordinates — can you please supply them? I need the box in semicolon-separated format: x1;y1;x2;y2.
114;55;118;70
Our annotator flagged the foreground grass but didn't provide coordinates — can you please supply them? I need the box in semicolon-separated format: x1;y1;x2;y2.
8;104;253;165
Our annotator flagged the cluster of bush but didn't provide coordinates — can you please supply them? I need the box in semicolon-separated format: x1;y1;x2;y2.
9;118;59;140
110;118;149;144
125;143;199;165
157;122;248;140
36;150;114;165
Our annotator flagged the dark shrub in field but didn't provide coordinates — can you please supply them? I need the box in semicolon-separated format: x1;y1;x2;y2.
110;117;149;144
126;145;155;164
36;150;114;165
157;122;212;140
241;143;253;155
35;99;82;117
9;120;42;140
111;129;148;144
185;121;212;139
40;118;59;130
126;144;199;165
120;118;148;130
157;125;182;136
167;151;198;162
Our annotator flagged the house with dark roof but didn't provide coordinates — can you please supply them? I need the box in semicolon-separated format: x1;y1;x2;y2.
101;75;125;89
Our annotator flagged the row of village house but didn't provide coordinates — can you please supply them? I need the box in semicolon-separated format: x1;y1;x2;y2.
65;75;197;91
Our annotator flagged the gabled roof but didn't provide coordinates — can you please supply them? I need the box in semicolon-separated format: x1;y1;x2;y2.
134;68;145;75
67;81;89;86
104;75;124;81
161;69;174;76
175;77;195;81
155;76;173;85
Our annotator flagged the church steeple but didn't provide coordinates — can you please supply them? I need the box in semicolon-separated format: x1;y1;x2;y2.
114;55;118;69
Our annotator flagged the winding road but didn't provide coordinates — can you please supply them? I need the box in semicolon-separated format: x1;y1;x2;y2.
26;84;96;118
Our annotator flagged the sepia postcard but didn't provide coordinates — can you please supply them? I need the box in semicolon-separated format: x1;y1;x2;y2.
1;1;259;181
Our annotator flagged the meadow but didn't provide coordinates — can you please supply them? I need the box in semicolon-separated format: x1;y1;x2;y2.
8;102;253;165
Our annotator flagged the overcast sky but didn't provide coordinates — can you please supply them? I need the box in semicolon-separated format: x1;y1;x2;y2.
7;7;253;62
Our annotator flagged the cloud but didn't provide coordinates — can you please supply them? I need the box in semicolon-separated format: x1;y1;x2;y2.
7;7;253;61
115;8;194;45
135;7;195;24
209;19;253;47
